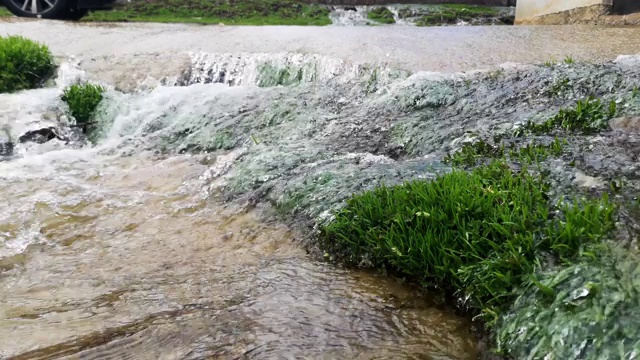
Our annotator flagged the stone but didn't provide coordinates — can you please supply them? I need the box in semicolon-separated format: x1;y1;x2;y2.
610;116;640;133
18;127;62;144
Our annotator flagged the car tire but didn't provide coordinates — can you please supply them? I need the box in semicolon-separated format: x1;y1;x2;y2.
2;0;71;19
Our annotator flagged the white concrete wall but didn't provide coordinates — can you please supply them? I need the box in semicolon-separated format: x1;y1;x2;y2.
516;0;611;21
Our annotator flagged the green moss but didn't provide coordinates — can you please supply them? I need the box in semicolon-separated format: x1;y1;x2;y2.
321;160;616;323
396;7;413;19
367;7;395;24
415;4;499;26
497;251;640;359
83;0;331;25
257;63;305;87
61;83;105;133
0;36;55;93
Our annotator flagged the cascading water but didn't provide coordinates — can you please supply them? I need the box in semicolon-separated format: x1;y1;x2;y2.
327;5;515;26
2;47;639;359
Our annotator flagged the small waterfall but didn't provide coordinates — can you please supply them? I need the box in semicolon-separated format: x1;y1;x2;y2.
328;6;374;26
181;52;411;88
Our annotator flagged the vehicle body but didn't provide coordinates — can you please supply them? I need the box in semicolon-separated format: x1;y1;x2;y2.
2;0;116;20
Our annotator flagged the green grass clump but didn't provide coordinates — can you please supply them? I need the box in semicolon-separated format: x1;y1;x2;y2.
321;161;615;322
521;97;617;135
367;7;396;24
497;251;640;359
0;7;12;17
84;0;331;25
0;36;55;93
61;83;105;131
444;137;567;167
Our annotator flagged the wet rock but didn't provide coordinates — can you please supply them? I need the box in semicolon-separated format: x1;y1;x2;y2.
0;129;12;157
573;171;605;189
0;142;13;157
610;116;640;133
18;128;62;144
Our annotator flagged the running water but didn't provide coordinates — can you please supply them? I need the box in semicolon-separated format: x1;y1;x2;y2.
1;27;640;358
0;59;479;359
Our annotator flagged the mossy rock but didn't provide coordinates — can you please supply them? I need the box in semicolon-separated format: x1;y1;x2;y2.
367;7;395;24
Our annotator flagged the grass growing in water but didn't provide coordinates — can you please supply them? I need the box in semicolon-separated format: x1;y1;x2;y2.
321;160;615;323
0;36;55;93
444;137;567;167
367;7;395;24
520;97;617;135
84;0;331;25
62;83;105;133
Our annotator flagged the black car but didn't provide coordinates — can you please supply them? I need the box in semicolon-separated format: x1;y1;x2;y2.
2;0;115;20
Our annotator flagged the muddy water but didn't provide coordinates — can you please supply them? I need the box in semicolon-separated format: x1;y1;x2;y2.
3;21;640;75
0;145;477;358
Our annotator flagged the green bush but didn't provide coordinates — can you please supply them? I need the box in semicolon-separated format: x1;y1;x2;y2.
61;83;105;130
0;36;55;93
321;161;615;322
497;251;640;359
367;7;396;24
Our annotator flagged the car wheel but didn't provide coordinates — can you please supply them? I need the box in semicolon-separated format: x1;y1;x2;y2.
3;0;71;19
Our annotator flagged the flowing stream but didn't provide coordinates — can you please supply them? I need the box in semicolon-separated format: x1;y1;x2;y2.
0;58;480;359
2;22;640;359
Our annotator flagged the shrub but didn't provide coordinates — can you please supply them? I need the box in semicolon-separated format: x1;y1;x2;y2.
0;36;55;93
320;161;615;322
367;7;395;24
61;83;105;130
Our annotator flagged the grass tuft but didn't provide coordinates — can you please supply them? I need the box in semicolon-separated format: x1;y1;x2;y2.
61;83;105;132
444;137;567;167
367;7;395;24
320;160;616;323
0;36;55;93
520;97;617;135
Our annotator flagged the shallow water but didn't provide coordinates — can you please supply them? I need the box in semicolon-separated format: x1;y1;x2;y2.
0;77;478;359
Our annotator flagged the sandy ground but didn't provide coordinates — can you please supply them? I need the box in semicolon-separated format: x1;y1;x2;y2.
1;19;640;85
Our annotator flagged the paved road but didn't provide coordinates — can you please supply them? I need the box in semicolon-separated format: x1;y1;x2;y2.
2;20;640;71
